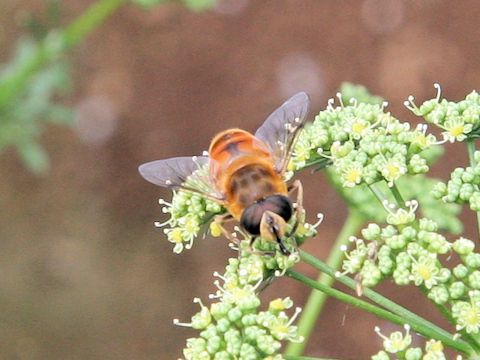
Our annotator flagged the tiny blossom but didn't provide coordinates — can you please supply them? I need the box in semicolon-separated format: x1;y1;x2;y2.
179;238;306;359
374;325;412;354
407;85;480;142
410;254;441;289
371;326;452;360
452;291;480;334
290;94;436;189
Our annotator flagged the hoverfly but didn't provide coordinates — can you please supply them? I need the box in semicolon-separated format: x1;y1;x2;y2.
139;92;311;255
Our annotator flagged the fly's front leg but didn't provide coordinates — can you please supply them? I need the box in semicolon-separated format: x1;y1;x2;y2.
287;179;304;237
213;213;239;245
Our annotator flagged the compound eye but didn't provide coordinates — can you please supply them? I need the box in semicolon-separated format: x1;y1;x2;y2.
240;203;262;235
263;195;293;222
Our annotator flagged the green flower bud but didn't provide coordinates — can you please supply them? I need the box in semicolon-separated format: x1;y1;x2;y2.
419;218;438;232
405;347;423;360
239;343;258;360
400;226;417;240
393;268;411;286
362;223;381;241
256;334;281;355
460;183;475;201
211;302;232;321
428;285;449;304
227;308;243;323
465;253;480;269
469;270;480;289
449;281;466;299
469;192;480;211
385;234;406;250
224;328;242;356
361;260;382;287
453;237;475;255
371;350;390;360
207;335;223;354
381;225;398;240
216;318;231;333
453;264;469;279
431;182;447;199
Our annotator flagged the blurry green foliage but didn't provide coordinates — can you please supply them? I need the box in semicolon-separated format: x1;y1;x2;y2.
132;0;216;11
0;38;72;174
1;0;214;175
0;1;72;174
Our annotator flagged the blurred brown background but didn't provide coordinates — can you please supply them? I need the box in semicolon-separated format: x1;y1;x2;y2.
1;0;479;359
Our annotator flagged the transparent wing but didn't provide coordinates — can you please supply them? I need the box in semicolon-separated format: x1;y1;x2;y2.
138;156;224;202
255;92;311;173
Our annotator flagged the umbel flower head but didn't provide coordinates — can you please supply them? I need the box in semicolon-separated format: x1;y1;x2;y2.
432;150;480;214
289;93;436;189
371;325;454;360
176;239;305;360
406;84;480;143
154;161;320;253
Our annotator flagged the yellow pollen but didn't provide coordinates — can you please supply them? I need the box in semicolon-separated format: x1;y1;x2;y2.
450;125;465;137
270;299;286;311
169;228;184;243
346;169;361;184
466;308;480;326
415;135;427;147
386;164;400;178
391;339;405;351
210;222;222;237
352;121;366;134
417;265;431;280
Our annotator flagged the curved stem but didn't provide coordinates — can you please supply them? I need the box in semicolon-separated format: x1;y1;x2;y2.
390;182;405;207
285;211;364;356
287;269;475;356
467;138;480;239
298;250;476;355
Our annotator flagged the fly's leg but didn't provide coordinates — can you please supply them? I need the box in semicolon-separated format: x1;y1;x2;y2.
213;213;239;245
286;179;304;237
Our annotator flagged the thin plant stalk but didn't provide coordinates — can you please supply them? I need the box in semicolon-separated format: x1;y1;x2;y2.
298;251;475;352
287;269;475;356
285;211;364;356
467;138;480;238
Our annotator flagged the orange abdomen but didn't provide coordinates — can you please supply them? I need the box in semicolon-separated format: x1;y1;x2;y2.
208;129;287;219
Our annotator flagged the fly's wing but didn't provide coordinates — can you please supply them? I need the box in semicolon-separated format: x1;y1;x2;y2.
254;92;311;174
138;156;224;202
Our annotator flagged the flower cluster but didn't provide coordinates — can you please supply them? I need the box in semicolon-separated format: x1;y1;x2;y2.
432;150;480;213
177;238;308;360
290;95;436;188
157;188;223;253
329;172;462;234
406;85;480;143
340;199;480;334
371;325;454;360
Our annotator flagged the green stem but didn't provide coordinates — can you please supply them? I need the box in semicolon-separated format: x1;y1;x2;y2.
466;139;480;238
285;211;364;356
298;250;475;355
287;269;474;356
420;286;480;352
0;0;126;107
390;182;405;207
368;183;388;206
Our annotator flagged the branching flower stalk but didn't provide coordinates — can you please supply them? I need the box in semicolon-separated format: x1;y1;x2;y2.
151;84;480;359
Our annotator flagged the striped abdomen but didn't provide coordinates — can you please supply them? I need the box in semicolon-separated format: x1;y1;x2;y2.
208;128;287;219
